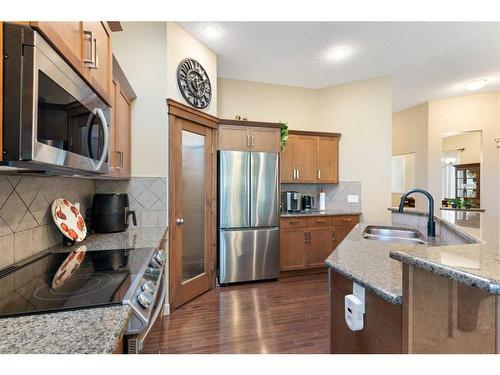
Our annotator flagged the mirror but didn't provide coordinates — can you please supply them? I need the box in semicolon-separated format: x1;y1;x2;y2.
441;131;481;209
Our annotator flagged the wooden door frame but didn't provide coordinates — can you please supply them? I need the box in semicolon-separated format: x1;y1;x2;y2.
167;99;219;312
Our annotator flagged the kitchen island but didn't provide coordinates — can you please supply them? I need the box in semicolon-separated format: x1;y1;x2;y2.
326;208;500;353
0;226;167;354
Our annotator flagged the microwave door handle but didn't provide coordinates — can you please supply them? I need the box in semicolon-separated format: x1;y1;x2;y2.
93;108;109;171
85;111;97;160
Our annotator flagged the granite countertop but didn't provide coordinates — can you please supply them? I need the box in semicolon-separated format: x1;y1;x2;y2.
0;306;131;354
325;223;414;304
325;208;500;305
388;209;500;296
281;210;362;218
0;225;167;354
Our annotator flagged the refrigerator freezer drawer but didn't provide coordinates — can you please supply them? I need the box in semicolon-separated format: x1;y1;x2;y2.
219;228;279;284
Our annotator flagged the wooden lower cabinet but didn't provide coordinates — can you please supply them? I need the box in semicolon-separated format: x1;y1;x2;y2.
307;226;335;268
280;214;359;272
330;270;402;354
280;227;307;271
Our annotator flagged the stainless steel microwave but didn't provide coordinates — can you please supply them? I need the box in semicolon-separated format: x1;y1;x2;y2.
2;23;110;175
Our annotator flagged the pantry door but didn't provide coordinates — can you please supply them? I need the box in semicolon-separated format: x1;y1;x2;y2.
168;100;218;310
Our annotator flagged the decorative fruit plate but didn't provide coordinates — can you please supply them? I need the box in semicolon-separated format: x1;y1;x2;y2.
51;245;87;290
51;198;87;242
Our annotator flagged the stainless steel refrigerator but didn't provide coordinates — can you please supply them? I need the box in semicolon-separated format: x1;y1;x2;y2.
218;151;279;284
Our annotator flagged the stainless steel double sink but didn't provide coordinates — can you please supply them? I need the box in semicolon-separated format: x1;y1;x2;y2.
362;225;427;245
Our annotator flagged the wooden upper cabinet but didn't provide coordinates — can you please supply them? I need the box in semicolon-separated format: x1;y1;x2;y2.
293;135;317;183
116;88;132;177
218;120;281;152
109;57;135;179
30;21;112;105
249;127;280;152
218;124;249;151
281;131;340;183
317;137;339;183
281;137;294;183
82;22;112;104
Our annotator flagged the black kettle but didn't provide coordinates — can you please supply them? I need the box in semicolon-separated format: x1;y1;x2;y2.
88;193;137;233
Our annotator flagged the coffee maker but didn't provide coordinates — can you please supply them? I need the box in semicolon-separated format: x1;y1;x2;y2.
282;191;302;212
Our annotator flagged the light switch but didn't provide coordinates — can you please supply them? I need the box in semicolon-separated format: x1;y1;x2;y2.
347;195;359;203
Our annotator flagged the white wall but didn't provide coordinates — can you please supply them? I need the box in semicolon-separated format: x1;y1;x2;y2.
392;103;429;210
112;22;168;177
316;76;392;223
442;131;481;165
218;76;393;223
167;22;217;117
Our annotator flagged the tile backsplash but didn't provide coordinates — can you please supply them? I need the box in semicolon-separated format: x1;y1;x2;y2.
0;175;168;271
0;175;94;270
95;177;167;228
281;181;362;213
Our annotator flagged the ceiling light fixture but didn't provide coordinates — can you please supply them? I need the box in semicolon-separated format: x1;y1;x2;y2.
328;46;353;61
464;79;487;91
202;25;219;39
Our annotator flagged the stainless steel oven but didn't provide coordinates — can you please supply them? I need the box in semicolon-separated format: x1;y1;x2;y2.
2;23;110;175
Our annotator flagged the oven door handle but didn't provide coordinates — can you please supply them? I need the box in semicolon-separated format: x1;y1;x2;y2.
94;108;109;172
136;271;166;350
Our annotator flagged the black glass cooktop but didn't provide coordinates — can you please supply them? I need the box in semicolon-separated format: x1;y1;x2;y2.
0;247;154;318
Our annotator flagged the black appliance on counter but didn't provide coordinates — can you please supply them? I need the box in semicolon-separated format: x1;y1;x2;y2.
89;193;137;233
282;191;302;212
301;195;315;210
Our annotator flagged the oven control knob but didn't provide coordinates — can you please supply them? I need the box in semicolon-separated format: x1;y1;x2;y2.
142;281;157;295
155;249;167;264
137;291;154;309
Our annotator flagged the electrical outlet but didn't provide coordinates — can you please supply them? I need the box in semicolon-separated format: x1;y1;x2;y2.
347;195;359;203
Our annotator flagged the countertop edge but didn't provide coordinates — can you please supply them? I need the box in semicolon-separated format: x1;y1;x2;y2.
281;211;362;218
389;250;500;295
325;260;402;305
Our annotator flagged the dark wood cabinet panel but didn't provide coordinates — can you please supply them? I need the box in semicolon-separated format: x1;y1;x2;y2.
330;270;402;354
280;136;294;182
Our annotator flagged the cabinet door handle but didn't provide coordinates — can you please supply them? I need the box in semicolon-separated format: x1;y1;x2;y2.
247;134;250;148
304;232;308;243
92;38;99;70
318;169;321;179
116;151;122;169
83;30;94;65
315;219;326;223
297;169;300;179
251;135;254;147
293;169;296;179
332;229;336;241
341;218;352;222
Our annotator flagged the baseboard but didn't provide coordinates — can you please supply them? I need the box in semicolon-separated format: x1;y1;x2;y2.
162;302;171;316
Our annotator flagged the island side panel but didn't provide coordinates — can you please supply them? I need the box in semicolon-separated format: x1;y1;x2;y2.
330;270;402;354
403;265;496;354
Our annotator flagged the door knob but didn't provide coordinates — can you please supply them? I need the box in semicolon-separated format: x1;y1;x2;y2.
176;218;184;225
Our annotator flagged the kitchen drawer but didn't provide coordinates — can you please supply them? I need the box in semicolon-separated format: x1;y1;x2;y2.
280;217;307;228
331;215;359;227
306;216;333;227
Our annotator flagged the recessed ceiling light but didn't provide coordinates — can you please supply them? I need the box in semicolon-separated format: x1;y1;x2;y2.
464;79;487;91
202;25;219;39
328;46;353;61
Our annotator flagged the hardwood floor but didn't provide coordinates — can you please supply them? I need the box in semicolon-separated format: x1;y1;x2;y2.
142;273;329;354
